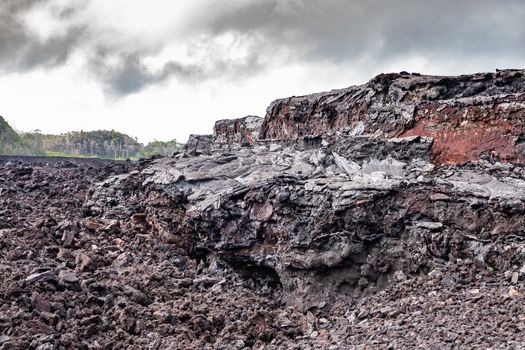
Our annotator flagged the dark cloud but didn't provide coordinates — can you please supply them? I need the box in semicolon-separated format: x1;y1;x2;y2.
107;60;196;96
1;0;524;97
99;0;525;95
0;0;86;72
89;54;202;96
85;45;264;96
0;0;202;96
203;0;525;67
0;0;267;96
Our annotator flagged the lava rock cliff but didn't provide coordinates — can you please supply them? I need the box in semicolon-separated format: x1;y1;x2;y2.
89;69;525;310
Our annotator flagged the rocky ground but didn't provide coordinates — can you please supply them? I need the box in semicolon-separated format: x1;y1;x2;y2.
2;70;525;349
1;159;525;350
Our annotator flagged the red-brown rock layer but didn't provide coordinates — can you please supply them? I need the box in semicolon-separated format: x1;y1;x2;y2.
258;70;525;164
401;94;525;163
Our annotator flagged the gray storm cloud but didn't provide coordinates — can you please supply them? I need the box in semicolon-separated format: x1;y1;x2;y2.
86;46;264;96
0;0;86;71
103;59;200;96
0;0;207;96
1;0;524;96
204;0;525;65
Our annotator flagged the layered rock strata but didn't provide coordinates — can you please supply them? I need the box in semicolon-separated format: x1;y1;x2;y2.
260;70;525;163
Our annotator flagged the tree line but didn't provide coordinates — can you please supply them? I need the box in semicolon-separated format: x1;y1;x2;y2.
0;116;184;159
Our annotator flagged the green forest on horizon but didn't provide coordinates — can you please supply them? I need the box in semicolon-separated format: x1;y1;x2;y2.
0;116;184;160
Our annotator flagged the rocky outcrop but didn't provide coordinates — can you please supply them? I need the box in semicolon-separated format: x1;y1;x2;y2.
214;116;263;150
89;70;525;312
90;134;525;309
0;158;293;349
185;70;525;164
185;134;214;156
260;69;525;164
185;116;263;156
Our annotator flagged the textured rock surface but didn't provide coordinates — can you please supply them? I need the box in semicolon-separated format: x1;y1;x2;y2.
91;133;525;311
260;70;525;164
185;116;263;156
0;157;293;349
214;116;263;150
88;70;525;347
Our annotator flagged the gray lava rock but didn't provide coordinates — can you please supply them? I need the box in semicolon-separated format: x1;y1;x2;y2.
25;271;56;284
441;275;456;288
58;270;79;284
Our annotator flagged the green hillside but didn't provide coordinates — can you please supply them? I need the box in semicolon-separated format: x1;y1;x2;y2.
0;116;184;159
0;116;23;154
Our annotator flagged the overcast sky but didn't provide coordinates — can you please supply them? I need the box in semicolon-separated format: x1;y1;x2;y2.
1;0;524;143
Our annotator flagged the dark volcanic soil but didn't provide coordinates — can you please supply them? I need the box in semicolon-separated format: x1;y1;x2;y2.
1;159;525;350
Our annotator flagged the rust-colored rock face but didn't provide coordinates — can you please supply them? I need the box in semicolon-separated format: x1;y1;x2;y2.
401;94;525;163
259;70;525;164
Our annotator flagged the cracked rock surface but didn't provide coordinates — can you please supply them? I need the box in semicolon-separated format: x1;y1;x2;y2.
3;70;525;349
